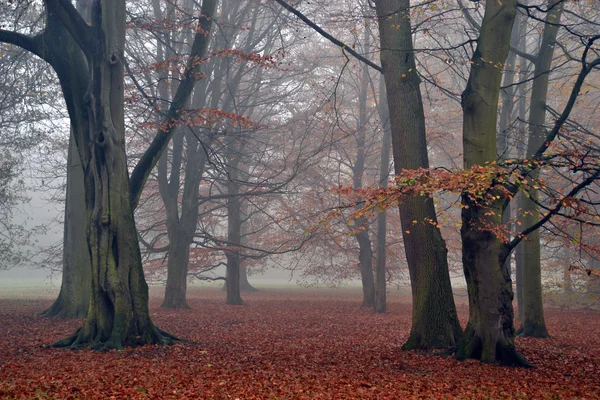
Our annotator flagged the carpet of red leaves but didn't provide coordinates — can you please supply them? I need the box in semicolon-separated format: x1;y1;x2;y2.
1;287;599;399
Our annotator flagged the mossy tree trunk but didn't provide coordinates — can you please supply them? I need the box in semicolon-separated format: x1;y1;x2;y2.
45;0;171;350
375;0;461;349
458;0;529;365
2;0;217;349
518;0;563;338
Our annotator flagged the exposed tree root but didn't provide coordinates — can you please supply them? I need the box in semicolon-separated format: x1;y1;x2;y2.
240;284;259;292
46;325;181;351
161;300;191;310
456;331;531;367
402;329;460;351
40;292;88;319
517;322;550;338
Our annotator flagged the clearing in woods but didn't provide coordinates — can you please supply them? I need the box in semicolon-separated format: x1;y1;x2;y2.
0;287;599;399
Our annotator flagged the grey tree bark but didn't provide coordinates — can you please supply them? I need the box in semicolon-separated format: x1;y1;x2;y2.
40;0;92;320
41;135;91;318
457;0;528;365
518;0;563;338
352;40;376;308
375;75;392;314
375;0;461;349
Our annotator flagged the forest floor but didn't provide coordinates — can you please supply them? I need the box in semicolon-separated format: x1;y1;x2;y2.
0;287;599;399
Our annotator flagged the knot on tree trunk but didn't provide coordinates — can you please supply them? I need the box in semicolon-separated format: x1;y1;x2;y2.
108;53;120;65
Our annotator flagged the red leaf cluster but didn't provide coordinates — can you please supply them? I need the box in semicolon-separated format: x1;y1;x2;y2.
1;289;599;399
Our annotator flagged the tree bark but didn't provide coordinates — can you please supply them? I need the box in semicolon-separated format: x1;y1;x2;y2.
562;246;572;292
224;140;244;306
514;36;530;319
1;0;217;349
375;0;461;349
351;33;376;308
46;0;184;349
41;135;91;318
161;232;192;309
518;0;563;339
375;75;391;314
458;0;529;365
239;266;258;292
40;0;92;320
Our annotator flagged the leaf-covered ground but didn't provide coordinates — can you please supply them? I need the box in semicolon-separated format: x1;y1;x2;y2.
1;287;599;399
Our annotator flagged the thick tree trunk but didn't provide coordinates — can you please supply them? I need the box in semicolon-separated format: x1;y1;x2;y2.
40;0;92;320
41;136;91;318
375;76;391;314
48;0;174;350
518;0;562;339
457;201;527;365
458;0;528;365
1;0;216;349
375;0;461;349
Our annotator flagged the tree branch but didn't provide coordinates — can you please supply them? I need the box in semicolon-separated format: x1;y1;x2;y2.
44;0;92;54
532;38;600;160
129;0;218;209
272;0;382;73
0;30;43;59
457;0;536;62
508;169;600;251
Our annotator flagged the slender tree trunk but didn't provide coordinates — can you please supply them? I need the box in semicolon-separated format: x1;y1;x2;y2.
375;76;391;314
225;140;244;305
355;223;375;307
562;246;572;292
518;0;563;338
514;191;526;320
238;201;258;292
158;131;191;310
514;40;530;319
352;34;376;308
41;135;91;318
496;15;523;278
375;0;461;349
162;233;192;309
457;0;529;365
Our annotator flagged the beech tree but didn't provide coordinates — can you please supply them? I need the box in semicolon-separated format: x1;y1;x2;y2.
40;0;92;319
0;0;218;349
374;0;462;350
